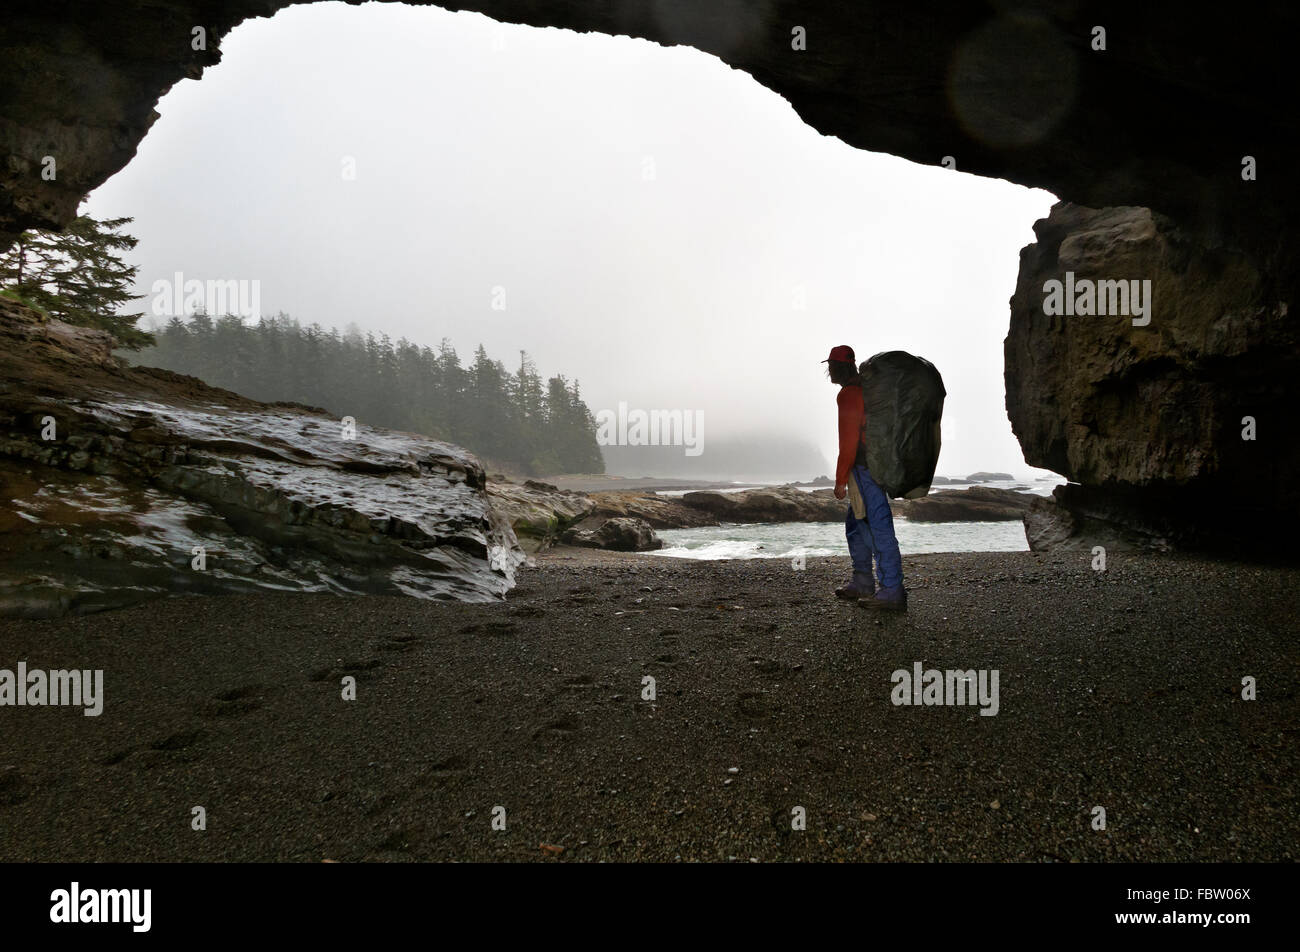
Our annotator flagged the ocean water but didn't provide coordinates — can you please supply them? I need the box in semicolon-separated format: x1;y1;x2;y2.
651;519;1031;559
648;478;1063;559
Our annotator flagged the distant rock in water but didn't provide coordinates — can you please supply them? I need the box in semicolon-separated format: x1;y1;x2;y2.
681;486;845;523
964;472;1015;482
493;482;845;533
893;487;1036;522
0;299;522;618
790;475;834;487
586;491;718;530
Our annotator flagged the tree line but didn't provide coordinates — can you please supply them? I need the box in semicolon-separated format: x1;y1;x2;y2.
1;214;604;475
137;313;606;476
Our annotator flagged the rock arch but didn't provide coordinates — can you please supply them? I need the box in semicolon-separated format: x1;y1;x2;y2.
2;0;1296;550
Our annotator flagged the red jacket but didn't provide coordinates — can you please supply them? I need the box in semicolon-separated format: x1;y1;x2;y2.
835;384;866;489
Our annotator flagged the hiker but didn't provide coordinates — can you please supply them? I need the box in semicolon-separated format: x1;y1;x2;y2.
824;345;907;611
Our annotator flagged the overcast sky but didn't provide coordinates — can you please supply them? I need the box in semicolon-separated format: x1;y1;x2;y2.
84;1;1058;479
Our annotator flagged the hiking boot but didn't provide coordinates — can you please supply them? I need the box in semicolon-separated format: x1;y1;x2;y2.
859;588;907;612
835;571;875;600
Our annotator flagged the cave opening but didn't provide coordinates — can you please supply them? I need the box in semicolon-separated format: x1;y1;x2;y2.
77;1;1060;489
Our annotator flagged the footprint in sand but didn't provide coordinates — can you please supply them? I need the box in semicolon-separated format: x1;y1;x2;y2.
794;738;838;773
309;658;382;682
737;691;774;720
378;634;421;653
425;754;468;776
374;828;412;852
532;717;580;742
459;621;518;637
196;684;266;718
150;729;204;751
0;767;29;806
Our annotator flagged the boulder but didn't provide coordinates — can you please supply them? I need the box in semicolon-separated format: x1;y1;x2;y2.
562;517;662;552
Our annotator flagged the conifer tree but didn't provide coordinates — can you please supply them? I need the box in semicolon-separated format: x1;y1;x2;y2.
0;215;151;348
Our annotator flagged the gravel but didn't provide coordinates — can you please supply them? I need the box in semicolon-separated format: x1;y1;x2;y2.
0;547;1295;862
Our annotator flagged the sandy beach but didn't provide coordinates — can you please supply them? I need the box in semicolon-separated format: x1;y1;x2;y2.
0;548;1295;862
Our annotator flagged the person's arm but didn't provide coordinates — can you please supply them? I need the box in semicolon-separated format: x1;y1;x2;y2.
834;387;864;498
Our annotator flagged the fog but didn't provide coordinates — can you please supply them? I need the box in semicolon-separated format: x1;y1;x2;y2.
84;1;1059;481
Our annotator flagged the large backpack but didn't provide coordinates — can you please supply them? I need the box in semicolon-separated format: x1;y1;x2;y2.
857;351;946;499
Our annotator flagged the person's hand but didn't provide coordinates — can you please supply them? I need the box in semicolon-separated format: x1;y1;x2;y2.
834;483;847;500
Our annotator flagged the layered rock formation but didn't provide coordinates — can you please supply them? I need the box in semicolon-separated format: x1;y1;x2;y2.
1006;203;1298;552
586;490;719;530
680;486;846;523
0;299;522;617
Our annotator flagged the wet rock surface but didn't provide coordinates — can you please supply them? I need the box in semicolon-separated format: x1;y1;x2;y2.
486;478;595;553
0;300;522;617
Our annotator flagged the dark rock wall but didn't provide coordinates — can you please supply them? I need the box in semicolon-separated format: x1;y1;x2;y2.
3;1;1294;254
1007;203;1298;551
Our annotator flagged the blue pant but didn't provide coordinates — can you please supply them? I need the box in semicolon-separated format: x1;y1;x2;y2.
845;465;904;593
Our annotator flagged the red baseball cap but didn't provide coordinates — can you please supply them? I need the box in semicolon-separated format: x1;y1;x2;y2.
821;345;855;363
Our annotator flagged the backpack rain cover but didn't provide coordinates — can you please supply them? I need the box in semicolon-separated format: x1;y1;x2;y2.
858;351;946;499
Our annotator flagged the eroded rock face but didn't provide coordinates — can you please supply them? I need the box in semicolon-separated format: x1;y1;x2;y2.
1006;203;1299;552
0;299;523;617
